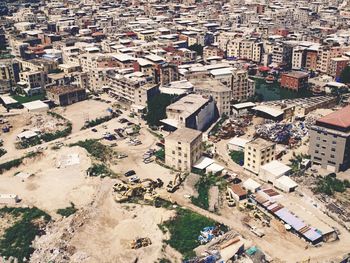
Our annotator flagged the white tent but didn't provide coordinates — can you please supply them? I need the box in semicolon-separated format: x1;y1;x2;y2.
274;176;298;192
22;100;49;112
259;160;291;183
206;163;225;174
243;178;261;193
193;156;215;170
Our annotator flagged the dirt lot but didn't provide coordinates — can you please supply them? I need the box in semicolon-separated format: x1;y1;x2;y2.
0;146;96;216
70;195;178;263
53;99;113;133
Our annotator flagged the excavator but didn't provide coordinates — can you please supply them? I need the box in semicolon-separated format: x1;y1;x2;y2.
166;173;184;193
114;178;164;202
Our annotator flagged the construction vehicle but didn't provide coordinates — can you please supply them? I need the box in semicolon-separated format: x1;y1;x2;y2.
166;173;184;193
225;190;235;207
130;237;152;249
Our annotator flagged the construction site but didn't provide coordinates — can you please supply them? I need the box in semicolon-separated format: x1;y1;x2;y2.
0;96;350;263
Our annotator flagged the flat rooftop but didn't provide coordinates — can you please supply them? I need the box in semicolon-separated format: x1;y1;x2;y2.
282;71;308;78
165;127;202;143
166;94;210;119
47;85;84;95
246;138;275;149
190;78;231;92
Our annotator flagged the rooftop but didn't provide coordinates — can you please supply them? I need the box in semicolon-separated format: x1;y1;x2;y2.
166;94;211;119
47;85;85;95
246;138;275;149
282;71;309;79
165;127;202;144
317;105;350;129
190;78;231;92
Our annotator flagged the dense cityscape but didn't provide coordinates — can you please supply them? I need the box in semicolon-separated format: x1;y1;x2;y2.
0;0;350;262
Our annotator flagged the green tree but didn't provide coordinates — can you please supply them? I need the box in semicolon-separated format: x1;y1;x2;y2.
188;44;204;56
339;66;350;84
146;94;177;127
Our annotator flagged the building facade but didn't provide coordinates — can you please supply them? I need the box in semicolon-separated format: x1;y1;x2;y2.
165;127;203;171
309;106;350;172
244;138;276;174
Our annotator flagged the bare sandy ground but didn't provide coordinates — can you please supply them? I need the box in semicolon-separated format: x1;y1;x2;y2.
70;194;178;263
0;146;96;216
53;100;112;133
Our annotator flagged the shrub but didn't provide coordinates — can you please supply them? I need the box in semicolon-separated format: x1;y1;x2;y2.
0;207;51;262
161;208;222;260
70;139;113;161
87;163;112;177
57;202;78;217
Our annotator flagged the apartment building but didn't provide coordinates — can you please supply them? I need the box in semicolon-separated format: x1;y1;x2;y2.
190;78;232;116
280;71;309;91
231;69;255;101
18;70;46;95
271;42;293;69
165;127;203;171
203;46;224;62
292;47;306;70
309;106;350;172
305;49;318;71
0;60;20;94
217;32;237;51
328;57;349;79
226;38;263;63
317;46;343;74
162;94;217;131
244;138;276;174
107;72;157;107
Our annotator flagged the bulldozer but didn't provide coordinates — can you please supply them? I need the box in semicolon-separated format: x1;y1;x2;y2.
166;173;184;193
130;237;152;249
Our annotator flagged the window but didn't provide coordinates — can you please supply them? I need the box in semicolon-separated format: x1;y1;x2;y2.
331;148;335;152
330;154;335;158
332;141;336;144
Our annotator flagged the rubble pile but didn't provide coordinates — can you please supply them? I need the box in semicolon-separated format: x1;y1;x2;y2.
30;209;92;263
255;120;308;146
217;116;252;139
30;113;67;133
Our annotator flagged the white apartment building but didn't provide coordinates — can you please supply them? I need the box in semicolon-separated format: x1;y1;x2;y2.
244;138;276;175
165;127;203;171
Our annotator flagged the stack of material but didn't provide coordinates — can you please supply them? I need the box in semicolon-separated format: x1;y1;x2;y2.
255;120;308;146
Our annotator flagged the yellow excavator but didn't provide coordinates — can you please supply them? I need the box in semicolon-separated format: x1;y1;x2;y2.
166;173;184;193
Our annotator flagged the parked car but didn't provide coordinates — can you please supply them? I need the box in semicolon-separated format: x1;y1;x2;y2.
128;176;140;183
124;170;136;177
91;128;98;132
117;153;128;159
143;158;153;164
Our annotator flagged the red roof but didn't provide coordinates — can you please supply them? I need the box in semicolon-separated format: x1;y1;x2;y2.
318;105;350;129
259;66;270;72
230;185;247;196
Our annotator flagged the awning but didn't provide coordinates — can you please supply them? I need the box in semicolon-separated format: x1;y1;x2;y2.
193;156;215;170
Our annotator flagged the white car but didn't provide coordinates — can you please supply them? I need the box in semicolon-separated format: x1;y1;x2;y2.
128;176;140;183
